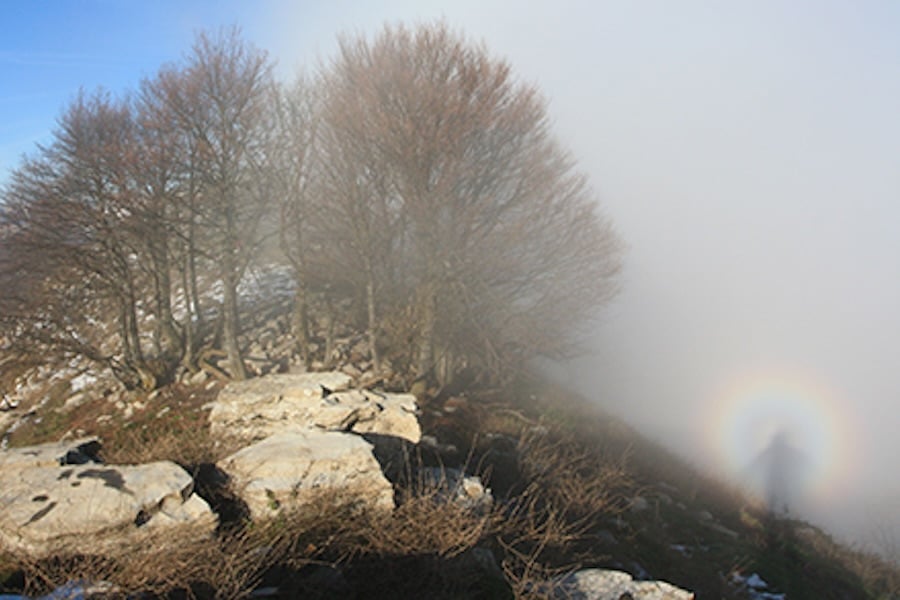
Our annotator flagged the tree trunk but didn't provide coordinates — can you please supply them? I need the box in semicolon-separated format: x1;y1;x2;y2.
222;270;247;380
323;293;336;367
415;283;437;384
151;236;182;359
115;290;155;390
187;212;203;327
292;286;310;368
365;266;381;373
180;252;197;369
157;266;182;355
119;301;138;368
122;279;145;369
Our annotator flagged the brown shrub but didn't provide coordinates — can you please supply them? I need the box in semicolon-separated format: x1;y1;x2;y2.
360;480;500;559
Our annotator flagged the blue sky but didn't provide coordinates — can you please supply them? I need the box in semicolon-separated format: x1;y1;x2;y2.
1;1;256;175
2;1;900;549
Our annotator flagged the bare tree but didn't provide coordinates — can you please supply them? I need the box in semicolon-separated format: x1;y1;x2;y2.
0;91;159;388
129;81;189;370
136;68;214;374
151;28;275;380
316;22;621;388
1;23;619;393
270;77;320;367
313;67;402;374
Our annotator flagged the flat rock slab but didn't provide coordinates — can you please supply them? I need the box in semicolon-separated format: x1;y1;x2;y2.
318;389;420;442
0;437;100;470
209;372;420;443
0;443;216;556
218;430;395;521
554;569;694;600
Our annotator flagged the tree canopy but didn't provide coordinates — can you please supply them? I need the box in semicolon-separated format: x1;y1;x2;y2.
0;23;621;392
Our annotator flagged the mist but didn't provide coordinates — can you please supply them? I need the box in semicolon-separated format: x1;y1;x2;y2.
254;0;900;553
2;0;898;557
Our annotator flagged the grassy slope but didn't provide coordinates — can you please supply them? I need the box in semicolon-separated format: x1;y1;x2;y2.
1;359;898;598
486;376;900;599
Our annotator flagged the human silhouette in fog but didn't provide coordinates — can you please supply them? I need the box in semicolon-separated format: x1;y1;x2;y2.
747;429;814;589
752;429;811;517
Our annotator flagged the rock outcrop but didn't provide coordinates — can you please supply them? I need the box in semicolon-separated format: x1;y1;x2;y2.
218;430;395;520
208;372;420;443
554;569;694;600
0;437;100;470
0;438;216;556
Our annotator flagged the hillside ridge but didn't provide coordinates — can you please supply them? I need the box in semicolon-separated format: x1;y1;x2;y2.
1;277;898;599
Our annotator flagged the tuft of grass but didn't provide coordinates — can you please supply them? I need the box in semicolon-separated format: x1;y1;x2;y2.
359;471;500;560
514;428;632;522
82;383;233;467
3;379;73;447
11;522;297;599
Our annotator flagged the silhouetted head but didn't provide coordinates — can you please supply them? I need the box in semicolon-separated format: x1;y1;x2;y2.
771;429;790;450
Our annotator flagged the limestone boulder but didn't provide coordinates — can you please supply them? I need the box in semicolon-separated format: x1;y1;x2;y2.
218;430;395;520
0;442;216;556
0;437;101;470
208;372;420;443
317;389;420;443
553;569;694;600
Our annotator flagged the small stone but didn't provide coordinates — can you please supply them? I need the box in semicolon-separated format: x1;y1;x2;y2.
553;568;693;600
60;393;88;412
421;468;492;512
630;495;650;512
340;363;362;378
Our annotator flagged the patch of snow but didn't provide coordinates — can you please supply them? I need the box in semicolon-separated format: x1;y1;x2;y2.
69;371;97;393
730;572;786;600
208;280;225;304
746;573;768;589
237;264;295;305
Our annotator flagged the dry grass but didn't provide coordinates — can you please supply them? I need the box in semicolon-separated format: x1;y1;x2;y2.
488;428;633;599
1;419;636;599
514;428;632;522
498;496;588;600
98;415;245;470
15;371;896;598
2;471;499;598
14;528;274;599
794;525;900;597
95;385;229;466
9;493;365;598
360;486;499;559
